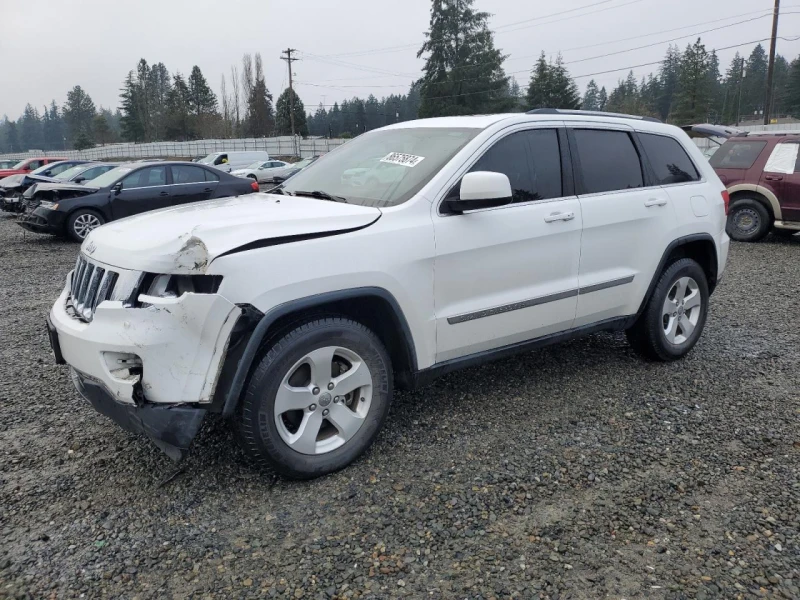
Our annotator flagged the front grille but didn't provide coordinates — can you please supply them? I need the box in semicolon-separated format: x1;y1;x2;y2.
69;255;119;322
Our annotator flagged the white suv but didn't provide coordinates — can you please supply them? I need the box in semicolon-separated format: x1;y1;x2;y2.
47;109;730;479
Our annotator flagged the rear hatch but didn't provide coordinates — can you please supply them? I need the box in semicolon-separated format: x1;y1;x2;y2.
683;124;768;186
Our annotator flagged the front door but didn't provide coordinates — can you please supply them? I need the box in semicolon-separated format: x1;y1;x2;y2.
433;127;582;363
170;165;218;204
112;165;172;219
760;141;800;223
567;126;677;327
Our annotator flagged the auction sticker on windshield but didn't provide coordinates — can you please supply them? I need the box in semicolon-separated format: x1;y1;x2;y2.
380;152;425;167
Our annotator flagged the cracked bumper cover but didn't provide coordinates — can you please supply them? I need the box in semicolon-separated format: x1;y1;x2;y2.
50;271;243;458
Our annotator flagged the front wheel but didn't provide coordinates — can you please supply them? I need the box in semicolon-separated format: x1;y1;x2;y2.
626;258;709;361
66;209;105;242
236;317;392;479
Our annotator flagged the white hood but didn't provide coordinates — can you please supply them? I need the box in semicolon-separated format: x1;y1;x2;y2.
82;193;381;273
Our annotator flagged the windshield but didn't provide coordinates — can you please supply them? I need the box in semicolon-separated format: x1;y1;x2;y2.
281;128;479;207
53;164;89;181
198;153;219;165
11;160;27;169
87;165;133;188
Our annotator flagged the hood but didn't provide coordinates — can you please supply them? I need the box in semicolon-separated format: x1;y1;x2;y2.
82;193;382;274
32;182;99;194
27;174;58;184
0;174;24;187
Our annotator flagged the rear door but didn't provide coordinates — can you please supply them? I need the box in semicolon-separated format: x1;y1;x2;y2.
112;165;172;218
758;140;800;223
568;125;676;326
170;164;217;204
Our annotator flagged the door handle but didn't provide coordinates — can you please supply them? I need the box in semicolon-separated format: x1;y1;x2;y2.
644;198;667;207
764;175;783;181
544;211;575;223
203;188;213;193
159;191;169;196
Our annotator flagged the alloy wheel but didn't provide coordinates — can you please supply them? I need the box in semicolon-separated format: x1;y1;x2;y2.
73;214;101;239
662;276;702;345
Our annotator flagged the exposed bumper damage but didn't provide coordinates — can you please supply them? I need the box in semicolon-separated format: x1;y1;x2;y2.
50;270;243;459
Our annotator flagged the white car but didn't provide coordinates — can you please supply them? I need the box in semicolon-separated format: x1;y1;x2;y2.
231;160;290;183
48;109;730;478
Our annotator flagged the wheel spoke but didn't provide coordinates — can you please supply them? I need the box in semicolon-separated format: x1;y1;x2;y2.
305;346;337;384
663;296;678;318
683;289;702;311
664;316;679;343
327;403;365;441
333;360;372;396
679;317;695;339
287;410;324;454
275;383;315;414
673;278;687;303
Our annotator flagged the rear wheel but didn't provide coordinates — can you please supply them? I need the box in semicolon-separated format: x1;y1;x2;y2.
236;317;392;479
626;258;709;361
726;198;770;242
66;209;105;242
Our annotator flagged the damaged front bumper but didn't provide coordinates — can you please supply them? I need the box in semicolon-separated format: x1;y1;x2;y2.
49;265;243;459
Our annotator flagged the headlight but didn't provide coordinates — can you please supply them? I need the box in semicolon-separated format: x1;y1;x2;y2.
143;274;223;299
39;201;58;210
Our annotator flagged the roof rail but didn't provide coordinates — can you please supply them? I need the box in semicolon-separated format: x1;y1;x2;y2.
526;108;662;123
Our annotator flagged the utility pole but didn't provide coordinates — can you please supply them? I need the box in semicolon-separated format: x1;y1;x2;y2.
280;48;299;155
764;0;780;125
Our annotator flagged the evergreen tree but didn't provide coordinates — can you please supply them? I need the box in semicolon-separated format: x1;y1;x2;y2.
657;45;682;120
93;113;113;145
188;66;218;115
63;85;96;145
598;86;608;110
6;121;20;152
770;55;790;118
606;72;642;115
784;56;800;118
147;62;172;139
417;0;510;117
526;53;580;110
741;44;768;119
275;87;308;137
42;101;65;150
706;50;722;123
119;71;145;142
364;95;380;131
721;53;746;125
582;80;601;111
670;38;712;124
245;54;274;136
20;104;43;151
165;73;192;140
329;103;342;137
73;131;94;150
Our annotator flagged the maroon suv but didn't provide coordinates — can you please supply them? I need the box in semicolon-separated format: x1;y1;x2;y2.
685;124;800;242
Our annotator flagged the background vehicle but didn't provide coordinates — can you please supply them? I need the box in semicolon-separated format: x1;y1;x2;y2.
49;110;729;479
19;161;258;241
271;156;320;183
231;160;290;183
685;124;800;241
0;159;18;169
0;160;90;212
16;163;118;213
0;156;67;180
197;151;270;173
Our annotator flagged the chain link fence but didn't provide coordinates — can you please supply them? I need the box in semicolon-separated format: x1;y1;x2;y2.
0;136;347;162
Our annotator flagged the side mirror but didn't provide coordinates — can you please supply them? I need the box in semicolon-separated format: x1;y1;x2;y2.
43;170;52;177
443;171;513;214
112;181;123;194
74;176;85;184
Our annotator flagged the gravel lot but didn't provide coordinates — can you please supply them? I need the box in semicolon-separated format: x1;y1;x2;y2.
1;215;798;600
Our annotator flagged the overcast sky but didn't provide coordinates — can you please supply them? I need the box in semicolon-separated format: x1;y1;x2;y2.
1;0;798;119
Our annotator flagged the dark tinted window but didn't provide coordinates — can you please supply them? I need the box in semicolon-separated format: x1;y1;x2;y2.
81;166;113;181
709;141;767;169
204;168;220;182
640;133;700;184
48;163;75;176
573;129;643;193
122;166;167;188
470;129;562;203
171;165;206;184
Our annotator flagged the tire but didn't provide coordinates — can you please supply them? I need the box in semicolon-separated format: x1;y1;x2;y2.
626;258;709;361
236;317;392;479
66;209;105;243
247;174;257;181
726;198;770;242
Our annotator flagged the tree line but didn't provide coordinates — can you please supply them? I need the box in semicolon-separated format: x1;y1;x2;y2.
2;0;799;154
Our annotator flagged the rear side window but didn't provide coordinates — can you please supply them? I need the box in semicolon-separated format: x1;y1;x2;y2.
639;133;700;184
204;169;220;182
572;129;643;194
171;165;206;184
470;129;562;203
709;141;767;169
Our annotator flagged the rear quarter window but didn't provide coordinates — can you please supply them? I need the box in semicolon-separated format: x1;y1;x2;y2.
709;141;768;169
639;133;700;184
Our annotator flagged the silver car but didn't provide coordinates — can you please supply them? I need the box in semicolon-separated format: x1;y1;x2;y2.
230;160;290;183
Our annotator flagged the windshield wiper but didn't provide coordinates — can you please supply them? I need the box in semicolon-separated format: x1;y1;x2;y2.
292;190;348;203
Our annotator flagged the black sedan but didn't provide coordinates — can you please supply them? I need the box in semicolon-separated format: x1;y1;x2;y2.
17;161;259;241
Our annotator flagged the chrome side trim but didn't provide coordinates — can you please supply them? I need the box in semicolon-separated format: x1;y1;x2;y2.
447;276;635;325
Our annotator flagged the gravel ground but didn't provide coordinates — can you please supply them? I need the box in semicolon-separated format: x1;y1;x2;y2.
1;215;798;600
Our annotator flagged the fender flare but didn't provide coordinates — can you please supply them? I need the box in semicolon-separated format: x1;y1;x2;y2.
727;183;782;220
633;233;718;320
221;287;417;417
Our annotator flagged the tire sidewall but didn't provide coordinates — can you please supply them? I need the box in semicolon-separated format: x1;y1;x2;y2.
648;259;709;359
726;199;769;242
240;319;392;479
66;209;105;243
